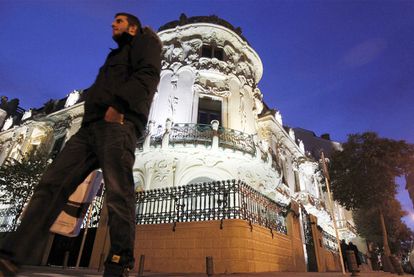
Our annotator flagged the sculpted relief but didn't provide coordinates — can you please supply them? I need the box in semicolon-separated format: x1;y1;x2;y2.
162;38;203;68
161;32;256;88
193;74;230;97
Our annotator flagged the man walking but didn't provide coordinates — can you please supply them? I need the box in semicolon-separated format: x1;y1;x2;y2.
0;13;161;277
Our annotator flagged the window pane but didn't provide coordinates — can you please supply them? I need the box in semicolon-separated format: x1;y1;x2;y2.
202;45;212;58
198;97;222;124
214;48;224;60
198;112;209;125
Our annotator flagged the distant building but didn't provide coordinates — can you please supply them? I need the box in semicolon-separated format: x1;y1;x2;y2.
292;128;342;160
0;15;357;273
294;128;357;238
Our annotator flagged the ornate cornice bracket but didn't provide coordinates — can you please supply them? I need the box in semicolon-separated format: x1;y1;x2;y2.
193;74;231;97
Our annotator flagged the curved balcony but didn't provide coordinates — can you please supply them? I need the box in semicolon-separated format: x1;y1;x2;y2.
138;122;279;171
135;179;288;235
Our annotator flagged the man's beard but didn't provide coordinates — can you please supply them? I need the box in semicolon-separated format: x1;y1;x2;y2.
112;32;124;42
112;32;133;44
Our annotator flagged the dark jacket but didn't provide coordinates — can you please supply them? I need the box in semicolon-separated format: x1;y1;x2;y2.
348;242;362;265
82;27;162;135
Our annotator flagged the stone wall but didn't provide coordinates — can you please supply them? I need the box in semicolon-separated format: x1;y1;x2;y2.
134;217;306;274
308;214;341;272
324;249;341;272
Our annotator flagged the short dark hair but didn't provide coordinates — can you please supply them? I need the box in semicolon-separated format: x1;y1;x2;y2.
115;12;141;30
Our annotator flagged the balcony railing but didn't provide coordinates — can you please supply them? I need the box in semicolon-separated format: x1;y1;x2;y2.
137;122;283;169
135;179;288;235
170;123;213;146
337;219;357;234
218;127;255;155
321;229;339;252
0;207;17;232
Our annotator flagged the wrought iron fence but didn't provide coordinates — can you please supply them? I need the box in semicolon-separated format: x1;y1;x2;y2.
0;191;105;233
150;126;163;147
218;127;256;155
170;123;213;146
81;192;105;229
139;123;257;157
321;229;339;252
135;179;288;235
0;207;17;232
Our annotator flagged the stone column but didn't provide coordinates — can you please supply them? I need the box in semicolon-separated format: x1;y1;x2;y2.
162;118;172;149
143;121;155;151
211;120;219;151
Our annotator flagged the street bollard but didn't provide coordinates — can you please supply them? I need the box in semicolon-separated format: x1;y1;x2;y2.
63;251;70;268
346;250;360;276
137;255;145;277
389;255;404;275
206;256;214;276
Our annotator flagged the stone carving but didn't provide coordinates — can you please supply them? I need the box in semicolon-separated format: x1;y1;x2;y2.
147;159;171;183
194;154;223;168
238;164;282;191
170;73;179;89
239;89;247;129
162;38;202;66
193;74;230;97
1;116;13;131
298;139;305;153
224;47;255;86
64;90;81;108
161;34;256;88
236;61;248;75
275;111;283;125
168;95;179;118
253;88;263;114
224;44;240;70
207;31;221;46
198;57;229;73
288;128;295;141
21;109;32;121
240;168;260;188
259;128;272;140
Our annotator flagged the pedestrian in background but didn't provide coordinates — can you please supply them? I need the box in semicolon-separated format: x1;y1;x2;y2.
349;241;362;267
340;239;349;271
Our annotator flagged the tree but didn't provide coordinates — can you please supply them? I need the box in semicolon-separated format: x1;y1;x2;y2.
353;198;413;254
329;132;414;263
0;147;50;230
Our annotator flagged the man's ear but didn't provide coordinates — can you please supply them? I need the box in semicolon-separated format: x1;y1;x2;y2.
128;25;138;36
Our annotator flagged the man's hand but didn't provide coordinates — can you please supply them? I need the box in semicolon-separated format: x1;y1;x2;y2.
104;106;124;124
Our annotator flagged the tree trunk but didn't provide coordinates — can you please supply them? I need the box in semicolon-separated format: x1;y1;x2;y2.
379;209;391;255
379;208;395;273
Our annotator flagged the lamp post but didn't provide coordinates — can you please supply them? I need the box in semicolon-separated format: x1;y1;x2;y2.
320;151;346;275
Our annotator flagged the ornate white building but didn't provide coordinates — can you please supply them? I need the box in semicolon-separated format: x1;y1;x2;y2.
134;15;339;233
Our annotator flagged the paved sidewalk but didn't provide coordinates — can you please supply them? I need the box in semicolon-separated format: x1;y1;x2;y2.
15;266;404;277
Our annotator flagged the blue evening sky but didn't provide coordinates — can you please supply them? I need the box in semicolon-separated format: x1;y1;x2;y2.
1;0;414;228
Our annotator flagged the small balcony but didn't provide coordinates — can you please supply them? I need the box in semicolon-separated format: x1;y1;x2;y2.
137;120;280;171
